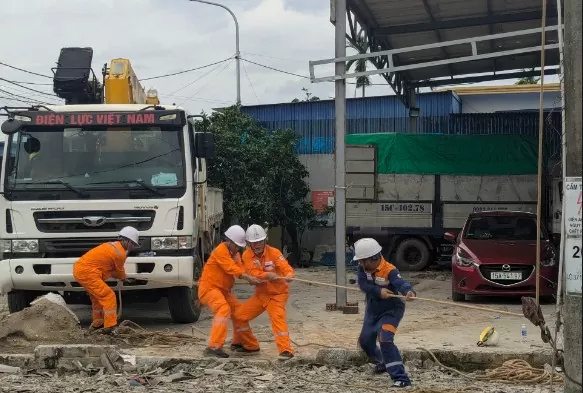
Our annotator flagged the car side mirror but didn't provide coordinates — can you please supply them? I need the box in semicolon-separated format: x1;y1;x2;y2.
1;118;22;135
444;231;458;243
194;132;215;159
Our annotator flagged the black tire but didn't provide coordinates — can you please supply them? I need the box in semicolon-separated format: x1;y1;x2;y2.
451;289;465;302
167;254;203;324
168;286;201;324
7;290;38;313
394;238;431;271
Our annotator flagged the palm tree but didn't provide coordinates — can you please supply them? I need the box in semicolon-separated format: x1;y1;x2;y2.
346;37;372;97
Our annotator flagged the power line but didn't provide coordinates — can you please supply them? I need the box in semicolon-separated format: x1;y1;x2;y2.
241;58;310;79
0;78;60;98
241;60;260;104
240;57;392;87
0;61;52;79
166;59;233;97
177;60;234;107
0;88;57;105
8;81;53;86
241;51;305;63
140;57;234;81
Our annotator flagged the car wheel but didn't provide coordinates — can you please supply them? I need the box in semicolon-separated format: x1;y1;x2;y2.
394;238;431;271
451;288;465;302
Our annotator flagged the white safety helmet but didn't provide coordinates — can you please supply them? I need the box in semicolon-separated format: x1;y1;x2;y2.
224;225;247;247
353;238;382;261
477;326;500;347
119;226;140;246
246;224;267;243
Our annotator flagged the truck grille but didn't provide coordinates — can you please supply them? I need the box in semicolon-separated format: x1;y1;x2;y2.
479;264;534;285
40;237;150;258
34;210;155;233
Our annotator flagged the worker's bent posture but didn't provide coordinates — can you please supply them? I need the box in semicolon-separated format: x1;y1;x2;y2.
354;238;416;388
72;226;140;332
235;224;295;361
198;225;261;358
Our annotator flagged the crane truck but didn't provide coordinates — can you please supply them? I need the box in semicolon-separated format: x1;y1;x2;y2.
0;47;223;323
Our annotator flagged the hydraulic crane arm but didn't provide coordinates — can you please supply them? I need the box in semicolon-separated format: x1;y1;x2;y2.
104;59;159;105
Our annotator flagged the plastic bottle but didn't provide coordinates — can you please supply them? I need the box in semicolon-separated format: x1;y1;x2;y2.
521;324;527;343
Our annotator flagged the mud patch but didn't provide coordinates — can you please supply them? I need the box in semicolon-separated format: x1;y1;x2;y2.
0;299;110;353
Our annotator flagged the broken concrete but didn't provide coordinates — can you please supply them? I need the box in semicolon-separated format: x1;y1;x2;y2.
315;347;553;371
34;344;118;370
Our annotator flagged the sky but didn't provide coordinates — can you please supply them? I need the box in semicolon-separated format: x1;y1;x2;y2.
0;0;559;116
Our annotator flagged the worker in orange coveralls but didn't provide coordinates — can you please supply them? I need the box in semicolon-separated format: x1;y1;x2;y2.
198;225;263;358
234;224;296;361
72;226;140;333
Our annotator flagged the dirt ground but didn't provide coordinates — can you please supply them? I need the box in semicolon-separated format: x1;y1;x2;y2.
0;267;559;360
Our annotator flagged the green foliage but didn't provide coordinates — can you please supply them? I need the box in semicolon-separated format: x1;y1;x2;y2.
195;106;319;262
292;87;320;103
515;68;540;85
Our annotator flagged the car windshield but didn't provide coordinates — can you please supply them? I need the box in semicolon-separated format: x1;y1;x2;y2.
4;125;185;192
464;215;545;241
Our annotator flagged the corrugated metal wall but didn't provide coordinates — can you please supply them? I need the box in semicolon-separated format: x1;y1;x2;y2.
240;93;562;158
241;92;462;154
449;111;563;159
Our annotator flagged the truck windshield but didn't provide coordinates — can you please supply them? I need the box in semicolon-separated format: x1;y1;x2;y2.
464;216;546;241
4;126;185;196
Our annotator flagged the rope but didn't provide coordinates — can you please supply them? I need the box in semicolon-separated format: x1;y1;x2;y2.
290;277;525;317
420;347;563;385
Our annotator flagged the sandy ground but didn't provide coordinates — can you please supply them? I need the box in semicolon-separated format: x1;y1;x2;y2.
0;267;560;360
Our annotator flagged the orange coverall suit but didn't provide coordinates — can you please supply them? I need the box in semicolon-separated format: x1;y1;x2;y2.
197;242;259;350
236;245;295;354
72;241;127;328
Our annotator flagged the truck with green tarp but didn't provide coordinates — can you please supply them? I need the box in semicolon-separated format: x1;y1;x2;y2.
344;133;561;271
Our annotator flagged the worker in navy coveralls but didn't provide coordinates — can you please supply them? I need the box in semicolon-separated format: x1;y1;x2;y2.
354;238;416;388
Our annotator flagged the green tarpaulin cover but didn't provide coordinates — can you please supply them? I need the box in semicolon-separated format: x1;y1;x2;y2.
345;133;538;175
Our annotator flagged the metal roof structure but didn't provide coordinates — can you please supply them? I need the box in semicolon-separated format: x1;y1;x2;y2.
311;0;566;307
311;0;562;106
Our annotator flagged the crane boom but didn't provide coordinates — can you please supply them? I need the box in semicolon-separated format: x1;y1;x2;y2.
104;58;159;105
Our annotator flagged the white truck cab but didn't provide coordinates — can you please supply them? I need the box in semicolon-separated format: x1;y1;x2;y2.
0;104;223;323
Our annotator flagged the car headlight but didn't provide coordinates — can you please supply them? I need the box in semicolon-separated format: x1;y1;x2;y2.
151;236;192;250
1;240;12;253
456;251;476;267
10;239;39;253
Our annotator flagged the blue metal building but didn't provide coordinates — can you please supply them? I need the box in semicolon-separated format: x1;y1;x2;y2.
239;91;562;158
240;92;462;154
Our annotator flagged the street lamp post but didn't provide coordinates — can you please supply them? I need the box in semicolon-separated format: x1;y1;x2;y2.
189;0;241;105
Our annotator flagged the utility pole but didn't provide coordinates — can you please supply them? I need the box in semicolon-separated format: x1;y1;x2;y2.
189;0;241;105
563;0;582;391
333;0;347;308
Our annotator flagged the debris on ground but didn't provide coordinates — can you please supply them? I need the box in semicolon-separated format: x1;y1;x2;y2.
0;298;87;349
0;358;565;393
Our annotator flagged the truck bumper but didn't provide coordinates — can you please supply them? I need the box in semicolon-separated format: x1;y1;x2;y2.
0;256;194;295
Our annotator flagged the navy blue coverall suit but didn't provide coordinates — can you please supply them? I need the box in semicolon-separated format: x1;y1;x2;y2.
357;257;414;384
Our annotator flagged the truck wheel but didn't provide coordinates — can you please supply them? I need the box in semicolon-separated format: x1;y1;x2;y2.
451;288;465;302
394;238;431;271
167;254;203;324
7;290;38;313
168;286;201;324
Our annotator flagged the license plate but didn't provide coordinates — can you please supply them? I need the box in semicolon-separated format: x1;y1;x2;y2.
491;272;522;280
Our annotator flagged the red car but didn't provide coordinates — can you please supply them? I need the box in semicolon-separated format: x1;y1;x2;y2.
445;211;558;302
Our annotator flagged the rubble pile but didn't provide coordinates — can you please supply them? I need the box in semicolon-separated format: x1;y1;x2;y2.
0;298;106;352
0;356;563;393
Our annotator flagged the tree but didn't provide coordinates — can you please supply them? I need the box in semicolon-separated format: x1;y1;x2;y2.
346;36;372;97
292;87;320;103
515;68;540;85
195;106;318;264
